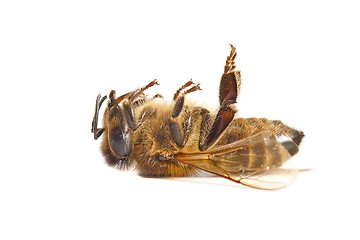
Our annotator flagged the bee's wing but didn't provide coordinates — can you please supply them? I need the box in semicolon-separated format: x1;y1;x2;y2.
235;168;299;190
175;131;299;190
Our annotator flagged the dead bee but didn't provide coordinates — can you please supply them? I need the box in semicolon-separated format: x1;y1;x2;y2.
91;45;304;190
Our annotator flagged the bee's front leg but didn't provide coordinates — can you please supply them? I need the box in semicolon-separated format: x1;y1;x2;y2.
115;79;159;104
122;99;145;131
117;80;160;130
169;80;201;148
199;45;241;150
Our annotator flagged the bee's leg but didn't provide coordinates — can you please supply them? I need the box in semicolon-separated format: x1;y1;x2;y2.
169;81;201;148
122;99;146;131
169;95;187;148
199;45;241;150
110;80;159;131
91;94;107;140
199;105;237;150
116;79;159;104
219;44;241;106
173;80;195;100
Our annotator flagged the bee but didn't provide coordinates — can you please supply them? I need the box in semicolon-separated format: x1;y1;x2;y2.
91;45;304;190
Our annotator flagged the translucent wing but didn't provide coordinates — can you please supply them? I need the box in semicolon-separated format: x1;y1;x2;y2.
175;131;300;190
235;168;299;190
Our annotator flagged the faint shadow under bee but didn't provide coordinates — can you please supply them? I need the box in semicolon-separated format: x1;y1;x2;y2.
158;176;251;189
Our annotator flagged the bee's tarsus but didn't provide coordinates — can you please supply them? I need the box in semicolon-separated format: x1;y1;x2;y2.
224;44;237;73
173;79;195;100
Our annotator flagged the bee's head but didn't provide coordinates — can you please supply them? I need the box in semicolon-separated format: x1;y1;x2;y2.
101;90;133;162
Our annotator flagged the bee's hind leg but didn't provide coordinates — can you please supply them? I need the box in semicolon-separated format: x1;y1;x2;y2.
199;44;241;150
169;80;201;148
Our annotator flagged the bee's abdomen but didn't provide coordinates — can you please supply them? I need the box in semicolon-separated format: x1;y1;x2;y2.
218;118;304;170
231;118;304;145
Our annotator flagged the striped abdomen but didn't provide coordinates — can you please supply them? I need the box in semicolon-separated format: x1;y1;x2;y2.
215;118;304;171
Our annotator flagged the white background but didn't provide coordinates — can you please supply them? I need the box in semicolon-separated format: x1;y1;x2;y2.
1;1;359;239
